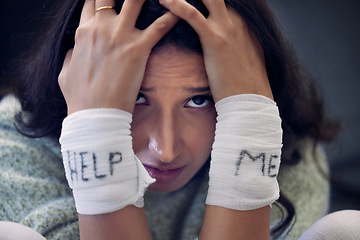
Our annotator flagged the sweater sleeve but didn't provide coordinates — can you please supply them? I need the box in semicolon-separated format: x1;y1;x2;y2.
274;139;330;239
0;95;79;240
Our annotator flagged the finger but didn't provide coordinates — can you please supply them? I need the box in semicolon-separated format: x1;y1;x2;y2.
202;0;228;20
118;0;146;27
159;0;208;37
80;0;95;25
141;11;179;48
95;0;116;17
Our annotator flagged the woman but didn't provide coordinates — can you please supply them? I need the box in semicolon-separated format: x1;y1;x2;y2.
0;0;343;239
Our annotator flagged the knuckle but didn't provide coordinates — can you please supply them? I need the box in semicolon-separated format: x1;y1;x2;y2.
58;71;66;89
152;20;169;35
74;24;89;41
74;25;93;44
184;7;199;21
58;67;67;87
75;21;111;44
58;50;73;90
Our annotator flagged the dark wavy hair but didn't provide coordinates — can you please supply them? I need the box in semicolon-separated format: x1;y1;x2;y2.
10;0;339;237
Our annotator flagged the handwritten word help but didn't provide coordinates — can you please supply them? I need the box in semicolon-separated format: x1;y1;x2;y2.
65;151;122;183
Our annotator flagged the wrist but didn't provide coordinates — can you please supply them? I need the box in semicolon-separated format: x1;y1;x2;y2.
207;94;282;210
60;108;154;215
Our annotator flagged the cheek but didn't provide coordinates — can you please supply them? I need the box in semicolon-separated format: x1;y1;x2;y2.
130;112;149;153
185;111;217;160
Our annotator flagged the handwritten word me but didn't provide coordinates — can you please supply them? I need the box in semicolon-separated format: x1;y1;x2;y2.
235;150;279;177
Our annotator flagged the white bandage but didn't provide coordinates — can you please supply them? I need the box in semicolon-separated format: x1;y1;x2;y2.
59;109;155;215
206;94;283;211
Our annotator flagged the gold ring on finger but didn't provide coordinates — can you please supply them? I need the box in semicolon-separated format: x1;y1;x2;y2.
95;6;115;13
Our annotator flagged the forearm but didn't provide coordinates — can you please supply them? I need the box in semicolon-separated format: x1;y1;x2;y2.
199;94;282;239
79;206;152;240
200;205;270;240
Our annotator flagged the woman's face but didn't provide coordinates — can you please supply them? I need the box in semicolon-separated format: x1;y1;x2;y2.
131;45;216;192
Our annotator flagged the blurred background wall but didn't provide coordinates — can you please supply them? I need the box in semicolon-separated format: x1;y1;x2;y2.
267;0;360;211
1;0;359;211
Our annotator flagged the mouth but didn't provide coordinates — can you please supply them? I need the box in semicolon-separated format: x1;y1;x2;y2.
143;165;185;184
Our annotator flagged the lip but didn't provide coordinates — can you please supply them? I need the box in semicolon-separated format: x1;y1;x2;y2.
143;165;185;184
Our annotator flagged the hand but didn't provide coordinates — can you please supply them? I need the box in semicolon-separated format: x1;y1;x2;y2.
59;0;178;115
159;0;273;102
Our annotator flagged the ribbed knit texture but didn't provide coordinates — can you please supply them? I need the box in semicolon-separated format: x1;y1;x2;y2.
299;210;360;240
0;95;329;239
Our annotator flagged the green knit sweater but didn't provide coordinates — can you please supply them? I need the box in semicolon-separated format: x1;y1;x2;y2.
0;95;330;239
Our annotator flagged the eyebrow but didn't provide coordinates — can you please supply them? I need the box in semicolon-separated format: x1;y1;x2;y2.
139;87;154;92
185;86;211;93
140;86;211;93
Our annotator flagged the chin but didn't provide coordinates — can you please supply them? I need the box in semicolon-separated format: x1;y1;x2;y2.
147;180;187;193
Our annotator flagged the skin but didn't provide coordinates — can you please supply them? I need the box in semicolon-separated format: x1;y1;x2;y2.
59;0;273;239
132;45;216;192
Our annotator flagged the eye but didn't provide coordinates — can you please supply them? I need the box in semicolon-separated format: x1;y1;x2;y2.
135;93;148;105
185;95;213;108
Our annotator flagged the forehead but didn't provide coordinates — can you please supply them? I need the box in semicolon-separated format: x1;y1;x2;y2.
142;45;208;89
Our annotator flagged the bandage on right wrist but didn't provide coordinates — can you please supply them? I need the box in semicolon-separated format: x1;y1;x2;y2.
59;108;155;215
206;94;283;211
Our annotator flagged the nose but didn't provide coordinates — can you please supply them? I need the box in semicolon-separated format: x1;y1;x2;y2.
148;111;182;163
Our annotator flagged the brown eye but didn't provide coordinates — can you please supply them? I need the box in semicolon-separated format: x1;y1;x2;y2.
186;95;213;108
